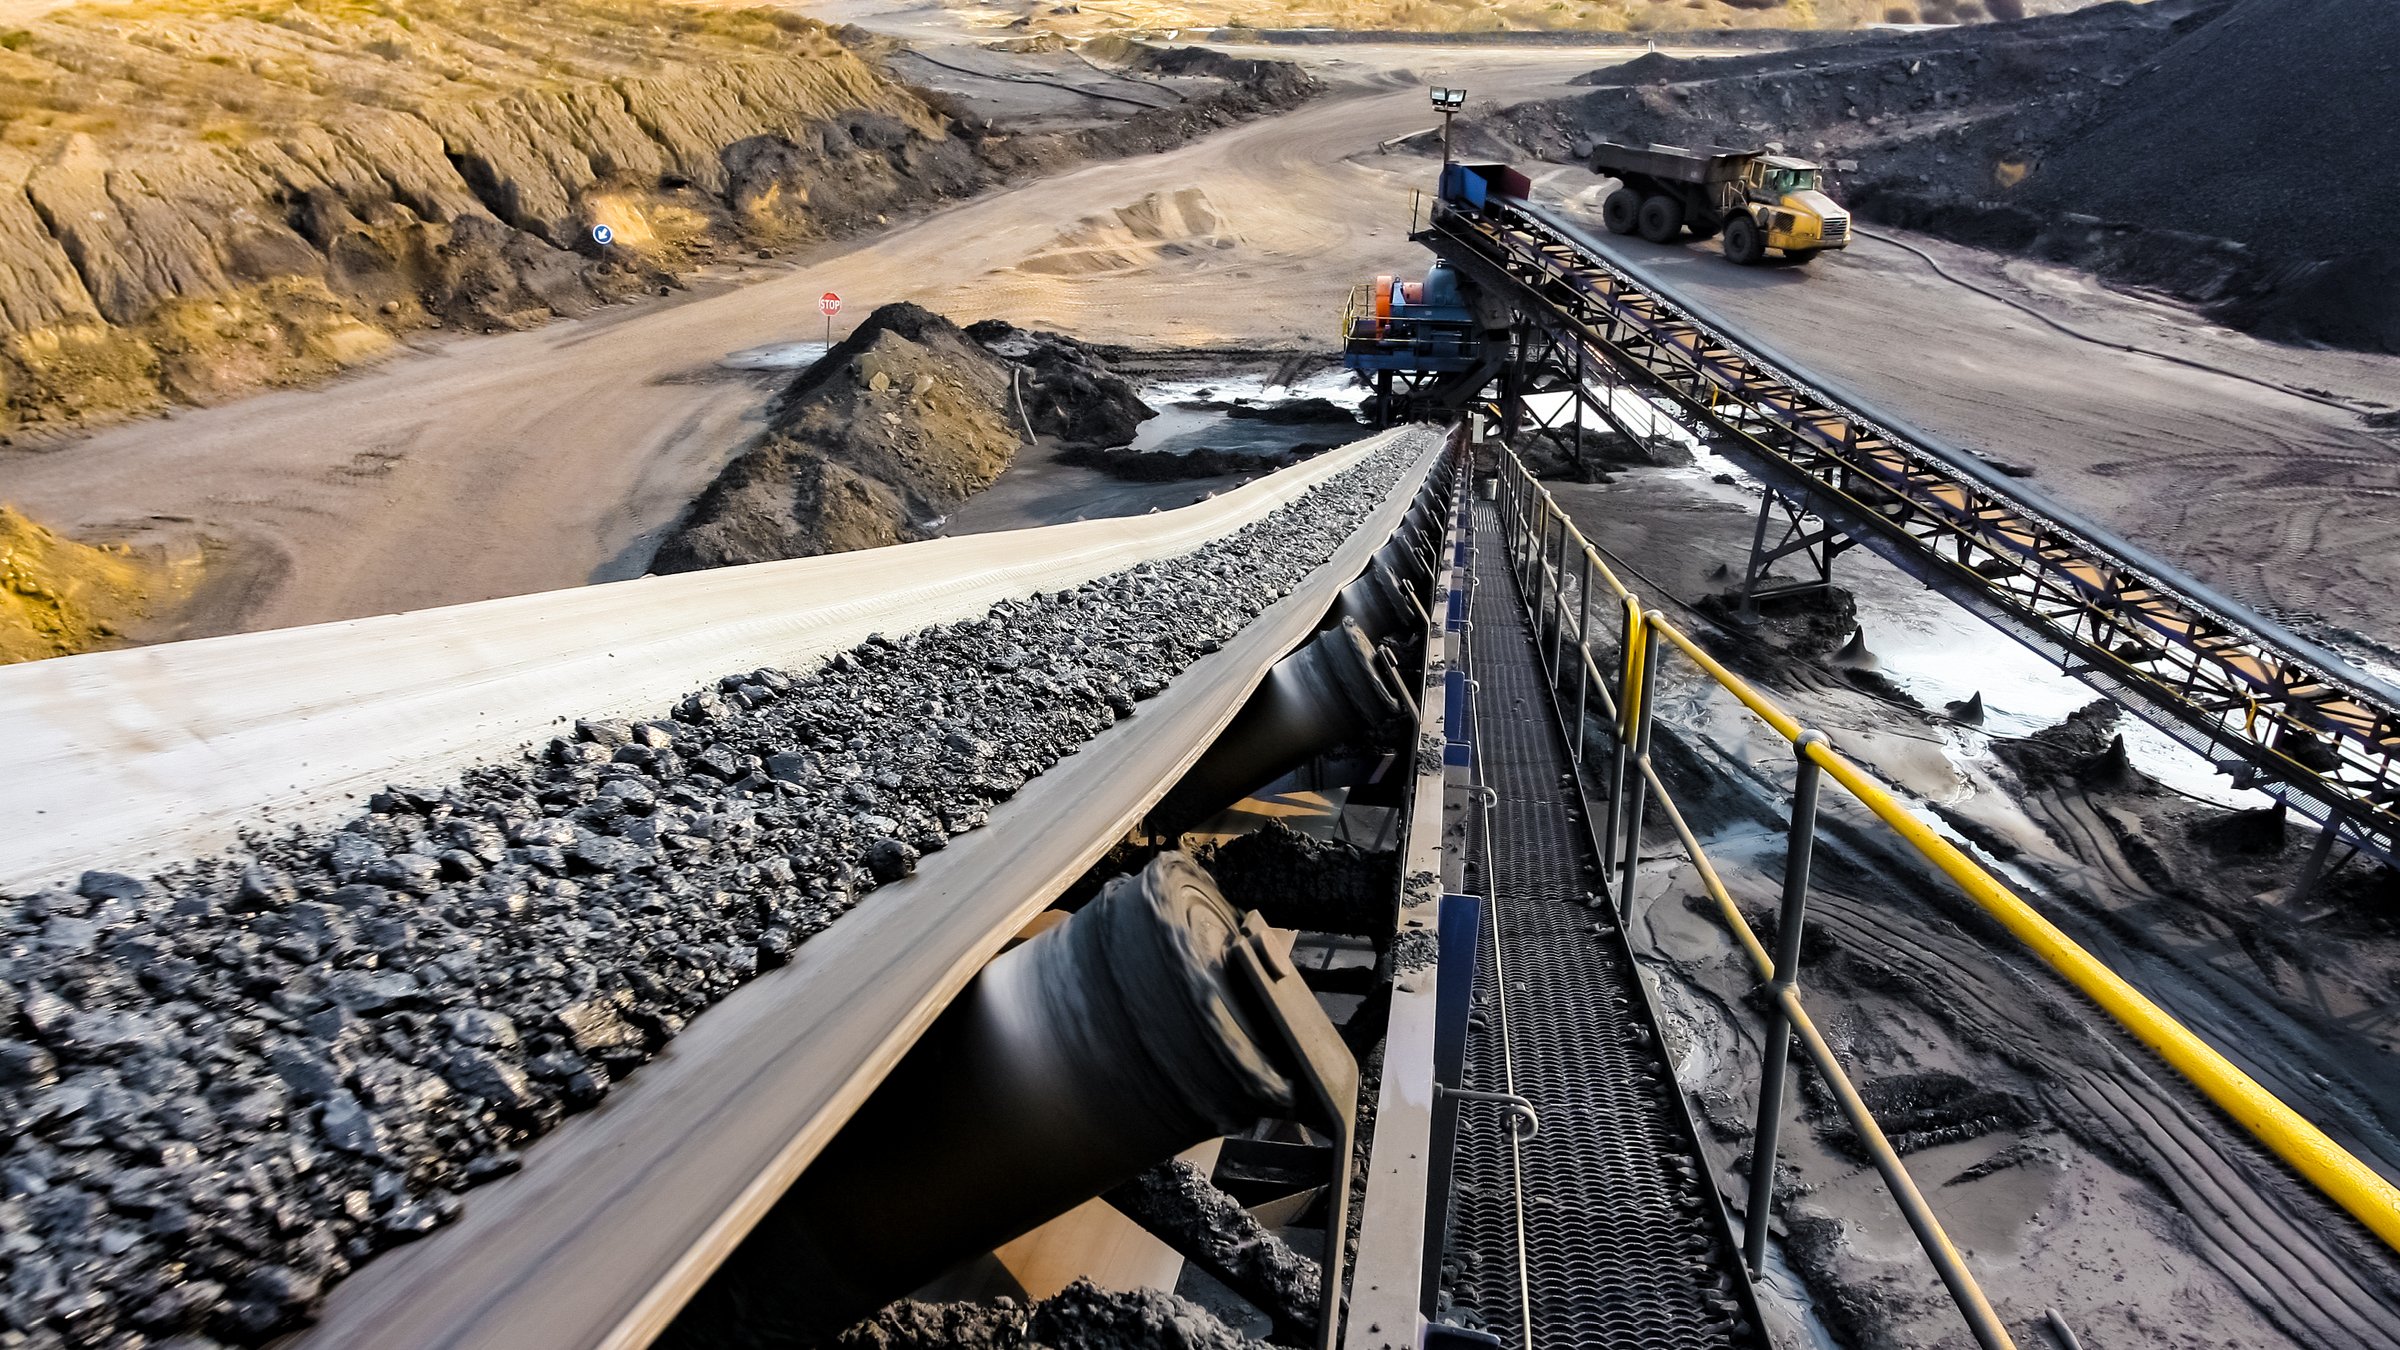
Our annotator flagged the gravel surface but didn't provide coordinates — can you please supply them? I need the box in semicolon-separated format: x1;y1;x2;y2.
0;434;1426;1349
1105;1159;1320;1341
835;1277;1268;1350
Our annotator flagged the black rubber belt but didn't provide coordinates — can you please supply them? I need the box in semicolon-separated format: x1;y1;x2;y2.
1447;499;1760;1349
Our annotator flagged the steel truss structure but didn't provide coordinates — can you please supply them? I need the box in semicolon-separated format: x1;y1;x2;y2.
1423;196;2400;870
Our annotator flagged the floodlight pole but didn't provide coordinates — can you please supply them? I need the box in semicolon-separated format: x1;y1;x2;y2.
1431;88;1465;166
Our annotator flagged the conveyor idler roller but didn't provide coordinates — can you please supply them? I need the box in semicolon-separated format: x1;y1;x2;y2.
1153;617;1418;836
666;853;1355;1344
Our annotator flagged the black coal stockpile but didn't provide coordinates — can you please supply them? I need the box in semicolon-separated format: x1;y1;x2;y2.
654;304;1156;570
2019;0;2400;352
0;436;1423;1349
1491;0;2400;353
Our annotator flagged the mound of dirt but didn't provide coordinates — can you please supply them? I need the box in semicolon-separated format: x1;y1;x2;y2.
654;305;1154;570
968;321;1157;446
836;1278;1268;1350
1488;0;2399;352
0;505;170;664
1992;698;2157;793
652;304;1020;571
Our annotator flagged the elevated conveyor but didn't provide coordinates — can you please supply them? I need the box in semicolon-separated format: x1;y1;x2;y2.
1419;177;2400;873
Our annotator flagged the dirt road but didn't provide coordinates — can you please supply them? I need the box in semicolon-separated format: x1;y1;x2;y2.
1526;166;2400;661
7;36;2394;663
0;47;1600;638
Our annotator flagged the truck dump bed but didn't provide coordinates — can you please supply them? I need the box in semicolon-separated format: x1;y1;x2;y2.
1587;140;1754;184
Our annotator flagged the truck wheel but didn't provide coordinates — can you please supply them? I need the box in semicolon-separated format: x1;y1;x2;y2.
1602;189;1642;236
1722;215;1766;265
1637;194;1686;244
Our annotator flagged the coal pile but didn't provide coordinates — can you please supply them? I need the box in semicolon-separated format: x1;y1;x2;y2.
1104;1158;1319;1339
654;304;1155;571
836;1278;1268;1350
0;434;1427;1347
1060;442;1334;482
1199;821;1398;944
967;321;1157;448
1488;0;2400;353
2018;0;2400;352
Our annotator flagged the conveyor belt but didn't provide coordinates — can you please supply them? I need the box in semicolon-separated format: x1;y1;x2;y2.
1424;194;2400;868
224;429;1447;1350
1446;500;1760;1349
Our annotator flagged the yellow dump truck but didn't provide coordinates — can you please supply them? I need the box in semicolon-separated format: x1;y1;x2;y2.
1589;141;1851;266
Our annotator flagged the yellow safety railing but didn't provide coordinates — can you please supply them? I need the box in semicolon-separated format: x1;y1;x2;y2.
1491;449;2400;1299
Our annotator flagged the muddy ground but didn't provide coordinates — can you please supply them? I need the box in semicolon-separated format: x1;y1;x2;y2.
1483;147;2400;666
1534;445;2400;1347
1486;0;2400;353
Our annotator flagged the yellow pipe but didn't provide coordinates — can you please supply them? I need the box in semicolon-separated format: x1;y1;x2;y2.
1618;597;1646;738
1638;609;2400;1253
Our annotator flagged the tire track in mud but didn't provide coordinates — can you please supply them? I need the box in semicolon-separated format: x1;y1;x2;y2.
1636;714;2400;1346
1816;880;2400;1348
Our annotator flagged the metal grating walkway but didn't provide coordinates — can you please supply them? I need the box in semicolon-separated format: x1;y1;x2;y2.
1446;499;1760;1349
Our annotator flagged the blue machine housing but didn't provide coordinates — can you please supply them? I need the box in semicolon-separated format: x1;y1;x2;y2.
1342;260;1480;376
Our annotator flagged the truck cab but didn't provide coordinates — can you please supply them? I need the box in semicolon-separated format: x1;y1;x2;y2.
1741;155;1851;259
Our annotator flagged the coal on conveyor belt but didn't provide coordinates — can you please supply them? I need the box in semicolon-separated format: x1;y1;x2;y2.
0;433;1428;1350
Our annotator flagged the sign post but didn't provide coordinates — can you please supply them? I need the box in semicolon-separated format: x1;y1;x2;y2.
820;291;842;352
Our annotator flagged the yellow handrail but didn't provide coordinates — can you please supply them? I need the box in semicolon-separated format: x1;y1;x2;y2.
1504;452;2400;1256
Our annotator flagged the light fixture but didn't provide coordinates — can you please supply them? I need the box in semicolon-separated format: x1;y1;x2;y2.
1429;87;1466;110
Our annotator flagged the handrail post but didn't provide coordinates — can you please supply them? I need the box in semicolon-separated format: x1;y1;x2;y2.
1533;508;1557;642
1601;595;1641;873
1615;616;1663;914
1572;548;1595;766
1546;512;1570;686
1744;729;1827;1276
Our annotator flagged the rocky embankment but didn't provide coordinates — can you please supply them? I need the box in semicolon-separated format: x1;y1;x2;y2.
0;506;173;664
653;304;1155;570
1487;0;2399;353
0;1;1312;440
0;432;1427;1347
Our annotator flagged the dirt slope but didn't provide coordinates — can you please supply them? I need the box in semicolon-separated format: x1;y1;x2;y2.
0;504;172;662
0;2;1311;441
0;1;962;435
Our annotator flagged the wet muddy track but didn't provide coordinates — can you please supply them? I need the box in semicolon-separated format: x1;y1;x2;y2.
1633;671;2400;1347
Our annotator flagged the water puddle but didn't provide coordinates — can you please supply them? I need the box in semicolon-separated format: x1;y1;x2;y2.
1126;368;1369;460
718;340;831;371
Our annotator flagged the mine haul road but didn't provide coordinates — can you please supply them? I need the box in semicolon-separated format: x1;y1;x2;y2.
1;42;2394;659
0;51;1594;641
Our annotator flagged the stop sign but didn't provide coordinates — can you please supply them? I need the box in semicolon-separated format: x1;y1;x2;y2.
819;292;842;317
